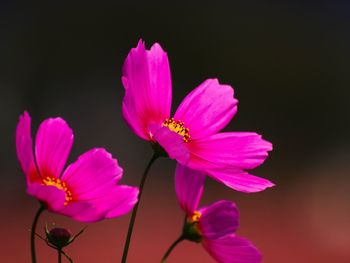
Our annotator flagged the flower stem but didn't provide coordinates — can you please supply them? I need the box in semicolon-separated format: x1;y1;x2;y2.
58;249;62;263
61;250;73;263
31;204;45;263
61;250;74;263
121;153;159;263
161;236;185;263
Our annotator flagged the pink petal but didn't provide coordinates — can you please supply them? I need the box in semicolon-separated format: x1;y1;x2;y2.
206;168;275;193
35;117;73;179
151;125;190;165
59;149;138;222
61;148;123;197
189;132;272;170
57;202;96;222
203;235;262;263
175;164;206;214
16;112;40;184
122;40;172;140
27;183;66;211
59;185;139;222
174;79;237;140
104;185;139;218
199;200;239;240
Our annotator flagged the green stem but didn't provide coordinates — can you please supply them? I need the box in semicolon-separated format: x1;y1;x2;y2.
31;204;45;263
58;249;62;263
121;153;159;263
161;236;185;263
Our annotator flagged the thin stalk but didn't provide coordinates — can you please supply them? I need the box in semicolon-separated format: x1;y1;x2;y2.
161;236;185;263
121;153;159;263
61;250;73;263
31;204;45;263
58;249;62;263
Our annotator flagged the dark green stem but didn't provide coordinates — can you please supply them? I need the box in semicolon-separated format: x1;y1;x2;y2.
31;204;45;263
61;250;73;263
58;249;62;263
161;236;185;263
121;153;159;263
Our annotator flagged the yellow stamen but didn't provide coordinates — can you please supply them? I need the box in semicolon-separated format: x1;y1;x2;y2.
162;118;191;142
190;211;202;223
43;177;73;205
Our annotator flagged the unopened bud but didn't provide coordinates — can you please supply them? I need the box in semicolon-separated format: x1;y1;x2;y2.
46;227;71;249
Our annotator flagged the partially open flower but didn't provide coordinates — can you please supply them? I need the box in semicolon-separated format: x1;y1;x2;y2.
175;165;262;262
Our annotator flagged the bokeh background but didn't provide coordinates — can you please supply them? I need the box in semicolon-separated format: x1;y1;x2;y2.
1;1;350;262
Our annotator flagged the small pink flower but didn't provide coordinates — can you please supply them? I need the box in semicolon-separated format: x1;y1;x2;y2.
16;112;139;222
122;40;273;193
175;165;261;263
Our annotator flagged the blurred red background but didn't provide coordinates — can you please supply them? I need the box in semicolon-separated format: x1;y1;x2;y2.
1;1;350;262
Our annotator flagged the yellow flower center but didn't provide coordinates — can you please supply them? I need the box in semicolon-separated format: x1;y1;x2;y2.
162;118;191;142
43;177;73;205
189;211;202;223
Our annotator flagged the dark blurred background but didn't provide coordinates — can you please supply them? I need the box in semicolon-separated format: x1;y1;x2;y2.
1;1;350;262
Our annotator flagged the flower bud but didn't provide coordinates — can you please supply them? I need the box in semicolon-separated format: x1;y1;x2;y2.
46;227;71;249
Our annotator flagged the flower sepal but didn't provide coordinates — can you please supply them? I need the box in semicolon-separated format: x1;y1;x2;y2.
182;217;202;243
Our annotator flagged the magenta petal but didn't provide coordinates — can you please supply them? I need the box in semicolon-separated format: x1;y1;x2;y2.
85;185;139;220
16;112;40;184
203;235;262;263
59;186;138;222
151;126;190;165
199;200;239;240
103;185;139;218
61;148;123;197
206;168;275;193
59;148;138;222
58;202;97;222
122;40;172;140
189;132;272;170
174;79;238;139
175;164;205;214
27;183;66;211
35;117;73;179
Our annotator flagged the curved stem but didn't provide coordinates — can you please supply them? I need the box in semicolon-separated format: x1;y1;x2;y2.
121;153;159;263
161;236;185;263
58;249;62;263
31;204;45;263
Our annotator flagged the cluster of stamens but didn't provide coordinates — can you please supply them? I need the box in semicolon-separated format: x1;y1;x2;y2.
189;211;202;223
43;177;73;205
162;118;191;142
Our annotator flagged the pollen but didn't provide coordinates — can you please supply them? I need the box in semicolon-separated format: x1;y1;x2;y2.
163;118;191;142
190;211;202;223
43;177;73;205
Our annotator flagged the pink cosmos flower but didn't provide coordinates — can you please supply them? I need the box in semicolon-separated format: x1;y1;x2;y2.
16;112;139;222
175;165;261;263
122;40;273;193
